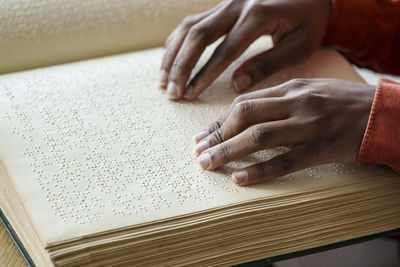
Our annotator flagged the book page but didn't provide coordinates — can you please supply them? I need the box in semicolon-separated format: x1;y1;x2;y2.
0;37;391;245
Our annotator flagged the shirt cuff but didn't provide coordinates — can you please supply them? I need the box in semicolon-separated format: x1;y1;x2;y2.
357;78;400;174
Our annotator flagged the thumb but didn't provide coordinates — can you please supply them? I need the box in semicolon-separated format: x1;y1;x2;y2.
232;33;311;92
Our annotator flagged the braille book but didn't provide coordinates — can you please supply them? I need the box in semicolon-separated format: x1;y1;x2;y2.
1;1;400;266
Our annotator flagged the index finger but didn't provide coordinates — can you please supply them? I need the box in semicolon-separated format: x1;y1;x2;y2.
165;5;237;99
183;15;266;100
160;10;214;89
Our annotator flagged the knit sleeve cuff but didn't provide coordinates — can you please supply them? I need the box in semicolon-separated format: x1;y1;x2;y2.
357;78;400;174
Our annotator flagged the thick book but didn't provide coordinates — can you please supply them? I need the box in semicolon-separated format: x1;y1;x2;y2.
1;1;400;266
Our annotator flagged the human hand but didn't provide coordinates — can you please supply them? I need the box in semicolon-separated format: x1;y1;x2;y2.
160;0;331;100
193;79;376;185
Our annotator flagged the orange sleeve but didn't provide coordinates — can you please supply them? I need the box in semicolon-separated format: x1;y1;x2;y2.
323;0;400;75
357;78;400;174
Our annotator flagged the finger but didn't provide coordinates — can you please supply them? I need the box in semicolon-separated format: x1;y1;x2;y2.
160;14;207;89
232;26;311;92
231;145;318;186
197;120;300;170
166;6;239;100
183;14;266;100
164;28;178;49
194;97;291;155
162;2;226;62
160;4;224;89
192;84;290;144
192;117;224;143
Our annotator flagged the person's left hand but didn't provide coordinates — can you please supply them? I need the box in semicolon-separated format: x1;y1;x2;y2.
193;78;376;185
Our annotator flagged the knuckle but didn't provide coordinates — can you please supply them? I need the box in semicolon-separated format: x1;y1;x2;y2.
188;24;208;41
170;61;187;77
248;125;270;144
279;86;289;96
182;15;195;28
161;51;173;69
234;100;252;116
215;43;236;61
278;154;294;172
164;37;171;48
255;163;267;178
296;90;320;106
171;61;184;71
165;28;178;47
207;119;222;133
214;144;230;161
209;128;225;144
246;3;266;17
297;91;312;104
289;78;308;87
232;95;247;106
254;59;274;77
285;79;309;96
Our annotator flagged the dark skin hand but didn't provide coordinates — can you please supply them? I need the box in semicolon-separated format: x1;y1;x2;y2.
160;0;376;185
160;0;331;99
194;79;375;185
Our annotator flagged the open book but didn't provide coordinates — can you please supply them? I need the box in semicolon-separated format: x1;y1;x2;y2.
1;0;400;266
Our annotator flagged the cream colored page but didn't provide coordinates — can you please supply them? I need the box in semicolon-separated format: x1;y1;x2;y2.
0;0;221;74
0;38;390;245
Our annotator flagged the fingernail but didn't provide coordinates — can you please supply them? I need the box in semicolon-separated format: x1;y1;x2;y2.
194;140;209;155
192;130;208;143
159;70;168;88
183;85;194;100
198;153;211;169
234;74;252;92
166;82;178;99
232;170;248;184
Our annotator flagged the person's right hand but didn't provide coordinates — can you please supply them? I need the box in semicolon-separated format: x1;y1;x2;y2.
159;0;332;100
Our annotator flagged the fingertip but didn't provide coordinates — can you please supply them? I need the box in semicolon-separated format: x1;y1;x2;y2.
232;170;248;185
159;69;168;89
166;82;179;100
183;95;195;101
194;140;210;155
192;130;209;143
233;74;252;92
182;85;195;100
198;152;211;169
